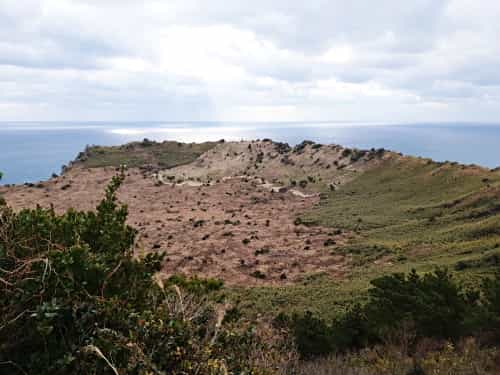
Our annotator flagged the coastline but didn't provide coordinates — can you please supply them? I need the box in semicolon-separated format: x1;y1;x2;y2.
2;122;500;184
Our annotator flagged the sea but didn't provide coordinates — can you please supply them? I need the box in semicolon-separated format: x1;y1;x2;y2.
1;121;499;185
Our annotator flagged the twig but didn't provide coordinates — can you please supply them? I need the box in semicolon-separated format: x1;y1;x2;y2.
83;345;119;375
0;276;13;286
101;260;123;298
173;285;185;320
0;310;27;333
210;304;227;346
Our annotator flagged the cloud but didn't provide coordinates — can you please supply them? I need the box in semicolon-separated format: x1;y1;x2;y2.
0;0;499;121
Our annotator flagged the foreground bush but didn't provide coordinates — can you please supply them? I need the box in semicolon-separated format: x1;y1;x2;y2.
0;172;277;374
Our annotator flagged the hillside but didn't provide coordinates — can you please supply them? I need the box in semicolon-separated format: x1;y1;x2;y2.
157;139;390;189
2;139;500;317
3;139;500;373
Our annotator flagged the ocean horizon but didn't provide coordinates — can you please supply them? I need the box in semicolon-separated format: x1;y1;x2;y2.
1;121;499;185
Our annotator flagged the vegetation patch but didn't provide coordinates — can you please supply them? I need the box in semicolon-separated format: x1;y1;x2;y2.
73;139;218;170
232;156;500;321
301;157;500;277
283;268;500;360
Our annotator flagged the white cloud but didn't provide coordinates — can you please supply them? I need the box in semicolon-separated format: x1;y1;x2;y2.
319;45;354;65
0;0;499;121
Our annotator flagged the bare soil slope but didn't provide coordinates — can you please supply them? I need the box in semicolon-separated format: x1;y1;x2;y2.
157;140;392;191
0;140;397;287
0;165;351;286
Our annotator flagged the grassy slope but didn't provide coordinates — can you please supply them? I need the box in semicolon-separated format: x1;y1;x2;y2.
74;140;219;169
303;156;500;271
233;156;500;320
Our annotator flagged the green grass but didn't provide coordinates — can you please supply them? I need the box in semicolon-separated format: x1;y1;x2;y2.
75;139;218;169
231;156;500;320
303;157;500;259
229;273;370;321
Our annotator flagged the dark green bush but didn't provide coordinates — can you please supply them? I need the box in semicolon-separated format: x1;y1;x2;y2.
291;312;334;359
288;268;494;359
341;148;352;158
367;268;471;339
480;270;500;339
330;304;373;351
289;304;373;359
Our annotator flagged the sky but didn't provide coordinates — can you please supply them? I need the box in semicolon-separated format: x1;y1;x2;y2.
1;0;500;122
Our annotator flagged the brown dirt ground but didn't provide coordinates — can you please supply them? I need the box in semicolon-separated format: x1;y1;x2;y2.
0;166;352;286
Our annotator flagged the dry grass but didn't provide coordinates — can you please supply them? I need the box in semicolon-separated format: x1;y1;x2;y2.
291;338;500;375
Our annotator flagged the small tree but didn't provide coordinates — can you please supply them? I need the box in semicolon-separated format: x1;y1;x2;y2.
291;311;334;359
367;268;470;340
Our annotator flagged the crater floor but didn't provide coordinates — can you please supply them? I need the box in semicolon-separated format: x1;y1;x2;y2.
1;166;350;286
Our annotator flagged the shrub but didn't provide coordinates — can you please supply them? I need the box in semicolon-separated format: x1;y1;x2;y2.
141;138;155;146
255;247;271;256
330;304;373;351
287;268;489;359
274;142;291;154
250;270;266;279
341;149;352;158
323;239;336;247
289;305;373;359
293;141;314;154
291;312;334;359
367;268;471;340
479;270;500;339
193;219;205;227
350;150;366;162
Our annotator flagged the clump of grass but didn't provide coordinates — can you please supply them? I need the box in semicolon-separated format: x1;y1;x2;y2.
323;239;336;247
